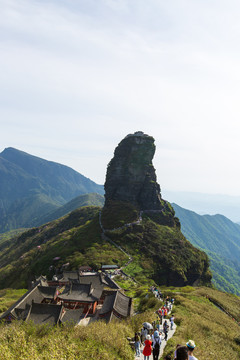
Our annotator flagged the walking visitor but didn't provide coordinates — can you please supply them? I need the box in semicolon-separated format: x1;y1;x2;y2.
174;344;181;358
143;334;152;360
170;315;175;330
134;332;141;357
163;320;169;341
152;330;161;360
176;346;189;360
186;340;198;360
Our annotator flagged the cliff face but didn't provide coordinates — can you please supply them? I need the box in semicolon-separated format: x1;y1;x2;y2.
104;131;163;210
102;131;212;287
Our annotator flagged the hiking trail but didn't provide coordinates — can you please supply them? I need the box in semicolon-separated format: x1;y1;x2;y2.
135;317;176;359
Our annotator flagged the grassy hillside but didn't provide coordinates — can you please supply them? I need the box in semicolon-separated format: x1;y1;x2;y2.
0;200;211;289
0;288;27;314
101;202;211;287
0;147;104;232
0;206;128;289
0;286;239;359
162;286;240;360
0;229;26;246
172;203;240;295
0;194;60;233
34;193;104;226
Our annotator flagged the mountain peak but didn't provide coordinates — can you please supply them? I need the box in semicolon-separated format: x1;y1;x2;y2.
104;132;163;210
1;147;19;154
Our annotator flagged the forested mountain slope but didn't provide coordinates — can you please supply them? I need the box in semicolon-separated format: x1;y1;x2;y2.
172;203;240;295
0;148;104;232
33;193;104;226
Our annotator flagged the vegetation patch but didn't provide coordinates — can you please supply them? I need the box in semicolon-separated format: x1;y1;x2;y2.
0;207;128;289
161;287;240;360
101;201;139;229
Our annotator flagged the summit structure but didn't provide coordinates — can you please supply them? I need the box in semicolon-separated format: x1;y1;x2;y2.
104;131;164;210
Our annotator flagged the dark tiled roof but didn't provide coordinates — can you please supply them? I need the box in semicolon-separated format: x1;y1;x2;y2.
59;271;79;282
100;311;112;323
113;291;132;317
99;293;116;315
79;273;106;287
110;312;122;322
100;309;122;323
0;285;45;320
79;273;119;289
15;287;45;314
58;283;101;302
26;303;63;325
38;286;57;299
61;308;83;325
99;291;132;321
104;276;121;289
14;306;31;320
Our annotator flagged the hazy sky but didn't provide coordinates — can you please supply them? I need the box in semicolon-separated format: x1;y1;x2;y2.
1;0;240;195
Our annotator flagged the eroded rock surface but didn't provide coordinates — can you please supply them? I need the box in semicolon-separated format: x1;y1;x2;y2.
104;131;164;210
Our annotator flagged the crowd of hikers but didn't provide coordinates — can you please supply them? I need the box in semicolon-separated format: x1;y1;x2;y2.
132;287;198;360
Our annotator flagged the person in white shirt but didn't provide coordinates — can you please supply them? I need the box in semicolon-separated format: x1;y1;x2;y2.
186;340;198;360
141;327;148;343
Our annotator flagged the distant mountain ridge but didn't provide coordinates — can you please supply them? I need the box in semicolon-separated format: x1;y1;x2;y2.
172;203;240;295
0;148;104;232
34;193;104;226
163;190;240;222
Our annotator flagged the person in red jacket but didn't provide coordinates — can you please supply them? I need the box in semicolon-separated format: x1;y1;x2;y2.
143;334;152;360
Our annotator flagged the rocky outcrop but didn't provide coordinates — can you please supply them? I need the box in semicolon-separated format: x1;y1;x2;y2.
104;131;164;210
102;131;212;287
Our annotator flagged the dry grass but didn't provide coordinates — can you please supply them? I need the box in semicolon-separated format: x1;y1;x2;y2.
0;320;133;360
162;287;240;360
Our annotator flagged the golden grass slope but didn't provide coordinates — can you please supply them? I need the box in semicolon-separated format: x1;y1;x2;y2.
162;286;240;360
0;286;239;359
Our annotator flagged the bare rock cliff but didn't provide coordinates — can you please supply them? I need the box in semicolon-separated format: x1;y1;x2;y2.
104;131;164;210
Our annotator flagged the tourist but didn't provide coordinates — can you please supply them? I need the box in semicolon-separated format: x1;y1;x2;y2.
186;340;198;360
176;346;189;360
170;315;175;330
157;308;162;323
143;334;152;360
163;320;169;340
134;332;141;357
174;344;181;359
141;326;148;342
162;307;165;319
152;330;161;360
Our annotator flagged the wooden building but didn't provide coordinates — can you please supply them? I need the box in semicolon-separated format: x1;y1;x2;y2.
26;302;64;325
0;273;132;326
57;283;102;314
99;291;132;322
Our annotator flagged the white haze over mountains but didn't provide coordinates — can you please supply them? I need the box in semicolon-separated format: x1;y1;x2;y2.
162;190;240;223
1;0;240;198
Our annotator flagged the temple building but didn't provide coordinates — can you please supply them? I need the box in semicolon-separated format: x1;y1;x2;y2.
0;272;132;326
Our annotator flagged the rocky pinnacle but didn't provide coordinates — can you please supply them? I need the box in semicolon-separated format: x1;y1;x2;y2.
104;131;164;210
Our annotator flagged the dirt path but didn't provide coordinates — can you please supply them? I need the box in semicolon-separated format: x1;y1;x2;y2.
135;317;176;359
